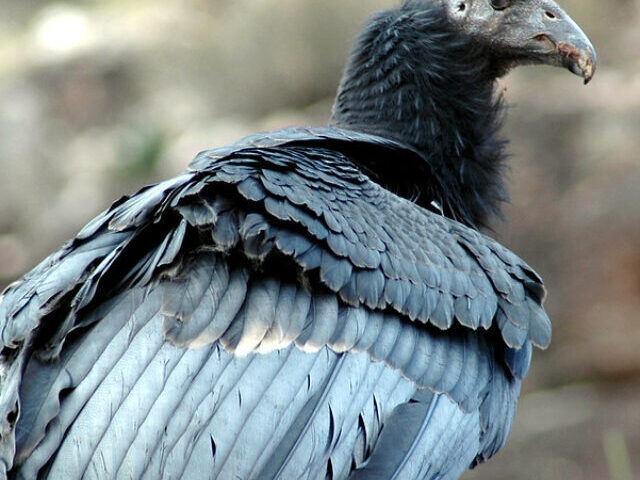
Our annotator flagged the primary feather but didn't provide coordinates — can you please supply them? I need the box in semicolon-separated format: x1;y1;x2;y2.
0;0;595;478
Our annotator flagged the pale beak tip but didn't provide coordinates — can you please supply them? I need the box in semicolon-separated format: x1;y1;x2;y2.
581;55;596;84
558;41;597;85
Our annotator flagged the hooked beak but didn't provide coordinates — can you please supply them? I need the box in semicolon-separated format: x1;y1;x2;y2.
477;0;597;84
518;1;597;84
531;11;597;84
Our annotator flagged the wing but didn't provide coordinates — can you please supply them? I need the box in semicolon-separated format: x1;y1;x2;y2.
0;127;549;479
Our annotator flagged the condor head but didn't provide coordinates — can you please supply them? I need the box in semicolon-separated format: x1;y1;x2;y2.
430;0;597;83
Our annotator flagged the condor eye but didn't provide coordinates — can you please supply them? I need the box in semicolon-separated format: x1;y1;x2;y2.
491;0;511;10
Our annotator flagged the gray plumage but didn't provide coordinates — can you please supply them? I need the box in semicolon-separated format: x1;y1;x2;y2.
0;0;597;478
0;128;537;479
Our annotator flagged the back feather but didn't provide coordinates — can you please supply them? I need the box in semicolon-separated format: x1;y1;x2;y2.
0;127;544;479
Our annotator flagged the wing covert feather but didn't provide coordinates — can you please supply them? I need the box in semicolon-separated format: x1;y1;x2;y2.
0;126;543;479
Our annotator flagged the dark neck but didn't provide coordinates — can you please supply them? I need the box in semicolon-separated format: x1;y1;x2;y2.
331;6;508;230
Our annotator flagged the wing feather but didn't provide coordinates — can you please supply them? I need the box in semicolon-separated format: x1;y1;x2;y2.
1;126;544;479
351;393;481;480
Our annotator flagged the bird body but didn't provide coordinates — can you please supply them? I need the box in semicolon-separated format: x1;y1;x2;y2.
0;1;595;479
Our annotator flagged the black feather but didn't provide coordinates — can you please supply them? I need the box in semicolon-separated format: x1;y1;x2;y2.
0;2;557;479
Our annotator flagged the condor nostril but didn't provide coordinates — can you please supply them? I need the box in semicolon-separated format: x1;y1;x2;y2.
545;10;557;20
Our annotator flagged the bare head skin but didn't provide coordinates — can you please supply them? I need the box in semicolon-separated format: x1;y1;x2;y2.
332;0;596;228
419;0;597;82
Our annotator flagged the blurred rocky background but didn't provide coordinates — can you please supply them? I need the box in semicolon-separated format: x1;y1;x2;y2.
0;0;638;478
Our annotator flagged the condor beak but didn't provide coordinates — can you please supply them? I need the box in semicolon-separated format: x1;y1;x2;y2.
519;1;597;84
483;0;597;84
